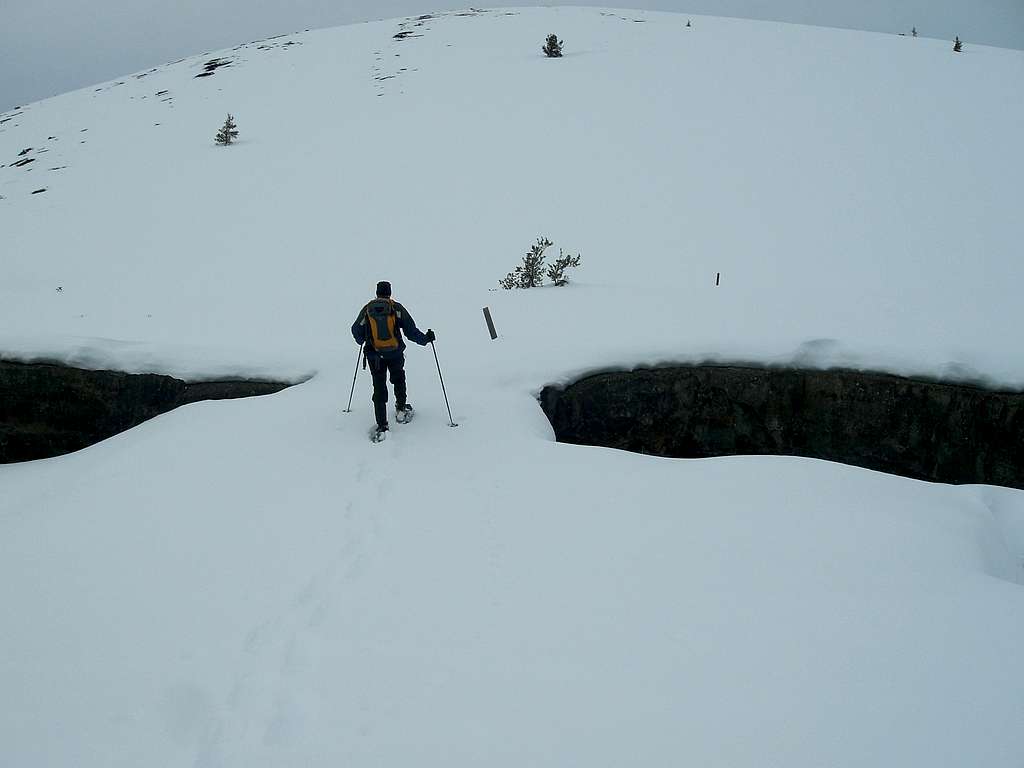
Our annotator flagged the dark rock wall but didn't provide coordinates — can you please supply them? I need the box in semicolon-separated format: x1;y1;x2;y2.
540;366;1024;490
0;361;291;463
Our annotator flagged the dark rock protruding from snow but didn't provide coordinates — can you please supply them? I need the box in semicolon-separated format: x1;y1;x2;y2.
540;365;1024;490
195;58;234;78
0;361;293;463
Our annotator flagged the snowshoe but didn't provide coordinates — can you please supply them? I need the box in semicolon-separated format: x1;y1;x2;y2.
396;404;415;424
370;425;389;443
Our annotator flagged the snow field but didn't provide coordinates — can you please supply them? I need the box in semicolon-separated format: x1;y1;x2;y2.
1;8;1023;767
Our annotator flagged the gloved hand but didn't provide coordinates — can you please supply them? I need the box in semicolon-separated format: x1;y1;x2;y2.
425;329;436;343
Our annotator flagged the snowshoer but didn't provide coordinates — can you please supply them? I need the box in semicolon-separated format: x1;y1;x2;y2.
351;281;435;440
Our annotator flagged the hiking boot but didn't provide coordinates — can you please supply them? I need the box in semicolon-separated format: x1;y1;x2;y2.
396;404;414;424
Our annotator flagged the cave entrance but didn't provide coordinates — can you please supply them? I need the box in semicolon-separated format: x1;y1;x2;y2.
539;365;1024;490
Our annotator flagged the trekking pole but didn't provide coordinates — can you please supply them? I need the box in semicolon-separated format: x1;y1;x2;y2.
430;339;458;427
343;345;363;413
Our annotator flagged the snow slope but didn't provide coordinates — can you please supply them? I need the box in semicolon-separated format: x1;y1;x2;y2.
2;8;1023;767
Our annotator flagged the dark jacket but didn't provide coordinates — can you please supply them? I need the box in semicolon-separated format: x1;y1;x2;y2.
352;299;429;356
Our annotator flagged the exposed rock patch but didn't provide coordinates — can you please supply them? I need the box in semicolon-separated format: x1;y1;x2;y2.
195;57;233;78
0;361;294;463
540;365;1024;490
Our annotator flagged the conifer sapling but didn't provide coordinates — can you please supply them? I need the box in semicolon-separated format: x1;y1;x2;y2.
543;34;563;58
499;237;553;289
546;248;582;286
215;114;239;146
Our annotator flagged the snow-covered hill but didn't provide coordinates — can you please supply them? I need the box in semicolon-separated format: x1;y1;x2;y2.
2;8;1023;767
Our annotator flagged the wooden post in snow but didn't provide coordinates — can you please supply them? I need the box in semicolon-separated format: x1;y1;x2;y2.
483;307;498;340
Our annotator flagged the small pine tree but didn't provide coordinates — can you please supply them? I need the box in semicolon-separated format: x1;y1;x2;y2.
215;113;239;146
911;26;917;37
546;248;582;286
953;36;962;52
542;34;563;58
686;19;692;28
499;237;553;289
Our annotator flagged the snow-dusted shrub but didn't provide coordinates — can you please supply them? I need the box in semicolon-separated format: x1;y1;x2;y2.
546;248;582;286
499;237;553;289
215;114;239;146
499;238;581;289
953;36;963;52
542;34;563;58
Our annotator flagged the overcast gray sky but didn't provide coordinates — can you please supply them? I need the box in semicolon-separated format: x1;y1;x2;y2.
1;1;1021;113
